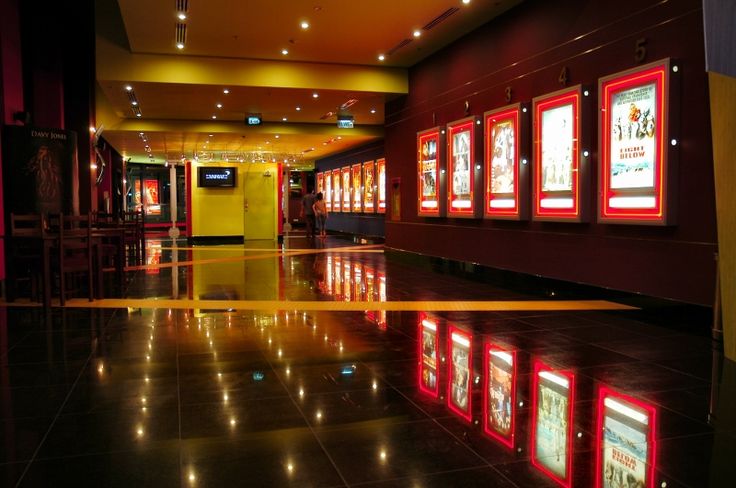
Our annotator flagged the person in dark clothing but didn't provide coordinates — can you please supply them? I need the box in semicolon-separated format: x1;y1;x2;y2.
301;188;317;238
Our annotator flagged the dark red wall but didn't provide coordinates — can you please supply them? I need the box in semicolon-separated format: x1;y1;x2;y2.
384;0;716;305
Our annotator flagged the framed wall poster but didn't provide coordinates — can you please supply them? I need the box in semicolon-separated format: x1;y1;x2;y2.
341;166;351;212
483;343;518;448
447;116;483;218
418;315;440;399
376;158;386;213
595;387;658;488
316;172;324;196
531;360;576;488
144;179;161;215
363;160;376;213
484;103;530;220
447;325;473;422
325;170;333;211
533;85;591;222
332;169;342;213
598;59;677;225
417;127;446;217
351;163;363;212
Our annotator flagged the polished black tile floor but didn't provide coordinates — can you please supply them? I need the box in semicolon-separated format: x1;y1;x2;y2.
1;236;734;487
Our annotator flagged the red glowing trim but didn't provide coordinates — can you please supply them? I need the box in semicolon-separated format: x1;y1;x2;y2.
332;169;342;213
376;159;387;213
594;386;658;488
533;88;581;219
418;314;440;398
485;107;520;217
363;161;375;212
447;118;476;216
446;325;473;422
417;128;442;216
341;167;351;212
600;63;667;220
530;359;576;488
482;343;517;448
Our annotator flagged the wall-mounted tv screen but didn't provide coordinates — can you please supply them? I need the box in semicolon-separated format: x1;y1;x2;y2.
198;167;236;187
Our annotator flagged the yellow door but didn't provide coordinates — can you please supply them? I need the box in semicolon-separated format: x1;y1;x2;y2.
243;164;277;241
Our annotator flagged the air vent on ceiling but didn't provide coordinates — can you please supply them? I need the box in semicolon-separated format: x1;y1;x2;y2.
386;38;412;56
176;23;187;45
340;99;359;110
176;0;188;13
422;7;460;31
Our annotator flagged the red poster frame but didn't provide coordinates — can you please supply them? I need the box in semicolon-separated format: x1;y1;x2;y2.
363;160;376;213
332;169;342;213
530;360;576;488
341;166;351;212
447;325;473;422
418;314;440;399
599;59;675;225
595;386;658;488
417;127;444;217
533;85;590;222
483;343;517;449
351;163;362;212
376;158;386;214
447;116;481;218
484;103;529;220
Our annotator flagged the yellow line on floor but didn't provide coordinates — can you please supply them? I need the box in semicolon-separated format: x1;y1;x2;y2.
157;246;385;252
47;298;636;312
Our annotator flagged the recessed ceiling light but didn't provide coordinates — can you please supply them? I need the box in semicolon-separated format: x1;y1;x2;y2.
216;103;223;108
337;136;342;140
378;54;385;61
312;93;319;99
462;0;471;4
266;141;270;144
131;101;138;106
281;49;289;55
125;85;133;91
275;135;280;138
177;12;187;20
296;106;301;111
413;30;421;37
212;115;217;119
208;134;213;137
300;21;310;30
176;42;185;50
282;117;288;121
370;108;376;114
223;89;230;94
136;113;142;117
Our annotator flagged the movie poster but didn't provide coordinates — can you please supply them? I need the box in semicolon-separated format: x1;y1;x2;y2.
485;347;515;446
377;159;386;213
418;131;440;213
534;368;572;481
419;318;439;397
332;171;341;213
352;164;362;212
451;130;471;202
317;172;324;195
134;180;143;211
334;257;343;298
325;171;333;211
448;328;472;419
363;161;375;212
490;118;516;195
342;167;351;212
144;179;161;215
609;83;657;190
541;103;574;192
600;394;653;488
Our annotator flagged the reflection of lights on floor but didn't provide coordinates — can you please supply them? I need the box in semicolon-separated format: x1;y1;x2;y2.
223;393;229;403
229;418;237;427
188;472;196;483
315;410;323;420
379;449;387;462
372;381;378;390
286;462;294;473
136;426;144;437
299;388;305;398
285;367;291;376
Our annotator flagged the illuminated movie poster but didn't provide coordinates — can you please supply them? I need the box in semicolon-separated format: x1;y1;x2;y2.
596;388;657;488
332;170;341;213
485;104;524;218
541;104;574;193
417;128;441;216
484;345;516;448
325;171;333;211
532;361;575;487
144;179;161;215
363;161;375;212
448;326;472;421
352;164;362;212
317;172;324;195
342;167;351;212
418;316;439;398
376;158;386;213
449;122;473;213
490;118;516;195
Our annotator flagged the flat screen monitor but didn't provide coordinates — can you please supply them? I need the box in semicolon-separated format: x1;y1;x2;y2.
198;167;236;187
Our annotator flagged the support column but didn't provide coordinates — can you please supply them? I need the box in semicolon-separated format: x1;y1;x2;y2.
168;163;180;239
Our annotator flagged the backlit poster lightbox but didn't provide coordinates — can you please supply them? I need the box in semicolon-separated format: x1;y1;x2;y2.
483;344;517;448
363;161;375;213
595;387;658;488
316;172;324;196
417;127;445;217
447;325;472;422
484;103;530;220
352;163;362;212
325;171;333;211
533;85;591;222
531;360;576;488
376;158;386;213
418;315;440;398
447;117;482;218
341;166;351;212
599;59;677;225
332;169;341;213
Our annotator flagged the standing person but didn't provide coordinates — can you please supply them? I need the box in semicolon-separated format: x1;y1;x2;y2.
313;191;328;238
301;187;317;239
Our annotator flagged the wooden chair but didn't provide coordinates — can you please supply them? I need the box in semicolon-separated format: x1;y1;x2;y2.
7;213;45;302
48;212;95;306
123;210;145;264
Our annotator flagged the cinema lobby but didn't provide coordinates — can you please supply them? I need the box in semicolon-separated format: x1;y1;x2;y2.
0;0;734;486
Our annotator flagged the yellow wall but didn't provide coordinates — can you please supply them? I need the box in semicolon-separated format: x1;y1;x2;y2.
191;162;278;239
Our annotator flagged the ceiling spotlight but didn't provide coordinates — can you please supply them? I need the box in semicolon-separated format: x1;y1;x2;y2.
223;88;230;94
413;30;422;37
281;49;289;55
176;42;185;50
296;106;301;111
216;103;223;108
312;93;319;99
462;0;471;4
212;115;217;119
136;113;142;117
275;135;280;138
208;134;213;137
177;12;187;20
282;117;288;121
300;21;310;29
131;101;138;106
370;108;376;114
378;54;385;61
125;85;133;91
